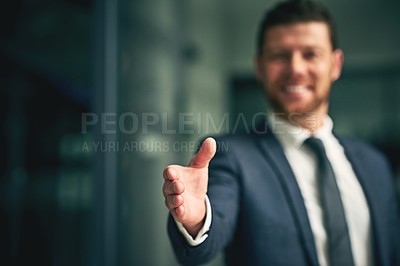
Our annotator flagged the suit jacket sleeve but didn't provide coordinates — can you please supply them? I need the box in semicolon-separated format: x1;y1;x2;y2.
167;137;241;265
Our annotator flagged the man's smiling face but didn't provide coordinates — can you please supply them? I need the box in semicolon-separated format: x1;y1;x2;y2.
255;22;343;118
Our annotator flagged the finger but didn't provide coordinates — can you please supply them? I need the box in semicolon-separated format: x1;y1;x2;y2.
162;180;174;197
173;180;185;194
165;194;184;210
189;137;217;168
162;180;185;197
163;166;179;181
173;205;185;220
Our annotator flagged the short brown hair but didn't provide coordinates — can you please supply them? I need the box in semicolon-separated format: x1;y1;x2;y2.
257;0;338;54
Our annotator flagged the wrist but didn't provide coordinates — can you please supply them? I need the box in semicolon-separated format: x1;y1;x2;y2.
174;195;212;246
183;201;207;237
184;217;205;238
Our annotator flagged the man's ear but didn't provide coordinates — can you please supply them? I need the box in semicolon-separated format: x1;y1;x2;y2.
254;54;264;82
331;49;344;82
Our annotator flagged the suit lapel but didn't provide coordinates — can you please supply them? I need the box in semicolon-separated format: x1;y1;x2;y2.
254;127;319;266
337;137;386;266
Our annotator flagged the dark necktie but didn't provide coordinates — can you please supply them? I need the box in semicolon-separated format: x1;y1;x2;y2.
304;137;354;266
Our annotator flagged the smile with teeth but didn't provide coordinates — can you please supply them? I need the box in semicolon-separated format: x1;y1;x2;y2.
284;85;310;93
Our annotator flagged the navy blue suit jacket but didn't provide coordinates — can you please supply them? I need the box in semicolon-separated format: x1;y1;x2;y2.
168;124;400;265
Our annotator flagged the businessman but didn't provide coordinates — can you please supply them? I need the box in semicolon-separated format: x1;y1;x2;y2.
162;0;400;265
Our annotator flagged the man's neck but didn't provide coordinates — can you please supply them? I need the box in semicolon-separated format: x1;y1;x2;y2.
277;107;328;135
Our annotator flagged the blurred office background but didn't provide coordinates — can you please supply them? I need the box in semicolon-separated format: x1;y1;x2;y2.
0;0;399;265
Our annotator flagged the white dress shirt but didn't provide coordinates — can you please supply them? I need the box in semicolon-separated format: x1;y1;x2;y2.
176;114;372;266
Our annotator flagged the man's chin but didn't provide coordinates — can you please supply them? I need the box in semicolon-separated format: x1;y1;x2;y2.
277;106;312;117
270;99;310;114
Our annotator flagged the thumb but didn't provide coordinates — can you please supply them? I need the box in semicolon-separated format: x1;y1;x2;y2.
189;137;217;168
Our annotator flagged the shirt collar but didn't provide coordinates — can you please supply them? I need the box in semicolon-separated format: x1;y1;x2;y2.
267;111;334;149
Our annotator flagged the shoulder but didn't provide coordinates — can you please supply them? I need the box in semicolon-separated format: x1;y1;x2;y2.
200;133;258;167
337;135;385;157
213;132;257;149
206;120;273;150
204;126;273;157
336;135;392;171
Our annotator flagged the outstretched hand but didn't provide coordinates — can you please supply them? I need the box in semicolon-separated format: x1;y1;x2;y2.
162;138;216;237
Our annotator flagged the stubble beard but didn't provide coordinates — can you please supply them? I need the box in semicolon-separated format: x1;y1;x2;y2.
267;92;329;124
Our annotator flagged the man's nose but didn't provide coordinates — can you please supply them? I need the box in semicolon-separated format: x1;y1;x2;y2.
287;53;307;77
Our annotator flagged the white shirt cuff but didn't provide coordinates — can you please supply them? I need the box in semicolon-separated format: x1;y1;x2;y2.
174;195;212;246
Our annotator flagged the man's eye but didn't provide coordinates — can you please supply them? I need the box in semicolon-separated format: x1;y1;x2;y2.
304;52;317;59
270;53;289;60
